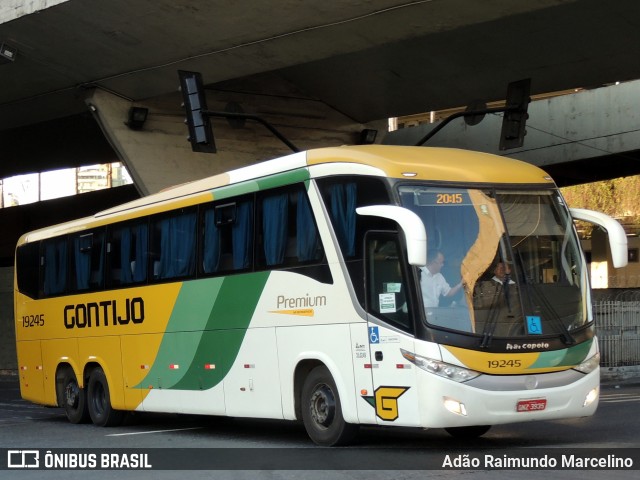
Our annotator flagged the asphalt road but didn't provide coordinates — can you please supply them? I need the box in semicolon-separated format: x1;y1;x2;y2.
1;376;639;479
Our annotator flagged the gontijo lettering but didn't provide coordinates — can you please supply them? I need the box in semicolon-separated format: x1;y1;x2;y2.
63;298;145;329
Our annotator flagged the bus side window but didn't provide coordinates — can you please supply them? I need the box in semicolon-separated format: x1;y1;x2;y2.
202;206;221;274
365;233;413;333
42;237;68;297
260;191;289;266
256;185;324;269
201;198;254;274
107;220;149;286
295;188;323;263
229;200;253;270
70;231;105;291
16;242;40;299
151;208;197;281
326;182;357;258
317;177;391;260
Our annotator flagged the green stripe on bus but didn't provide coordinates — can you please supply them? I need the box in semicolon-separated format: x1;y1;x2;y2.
254;169;310;191
212;169;310;200
172;272;269;390
528;339;593;370
136;272;270;390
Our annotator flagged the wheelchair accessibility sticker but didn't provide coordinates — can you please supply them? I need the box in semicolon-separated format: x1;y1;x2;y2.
369;326;380;344
526;316;542;335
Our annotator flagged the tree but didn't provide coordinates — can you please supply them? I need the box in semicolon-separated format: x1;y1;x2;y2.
561;175;640;237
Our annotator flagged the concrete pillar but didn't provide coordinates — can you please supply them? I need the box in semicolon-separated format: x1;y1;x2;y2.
0;0;68;23
590;229;609;289
86;79;385;195
0;267;16;375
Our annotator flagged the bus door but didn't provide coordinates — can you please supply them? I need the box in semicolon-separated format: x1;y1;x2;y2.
364;232;420;427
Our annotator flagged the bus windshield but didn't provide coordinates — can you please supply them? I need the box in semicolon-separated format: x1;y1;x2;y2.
398;185;589;340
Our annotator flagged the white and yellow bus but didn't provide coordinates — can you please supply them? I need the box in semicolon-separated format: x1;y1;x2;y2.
14;146;627;446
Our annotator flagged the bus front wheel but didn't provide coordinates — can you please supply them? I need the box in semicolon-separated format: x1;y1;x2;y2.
301;365;358;446
60;368;90;424
87;367;125;427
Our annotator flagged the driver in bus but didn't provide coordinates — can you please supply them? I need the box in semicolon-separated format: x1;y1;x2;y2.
473;260;518;313
420;251;464;308
491;261;515;286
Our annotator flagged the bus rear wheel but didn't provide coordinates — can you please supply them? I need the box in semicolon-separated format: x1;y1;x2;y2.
301;366;358;446
87;367;125;427
60;368;90;424
445;425;491;438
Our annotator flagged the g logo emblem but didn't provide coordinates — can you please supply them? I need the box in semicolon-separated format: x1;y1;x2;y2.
363;386;410;421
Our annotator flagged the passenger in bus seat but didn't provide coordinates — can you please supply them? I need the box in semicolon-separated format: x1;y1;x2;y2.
419;251;464;308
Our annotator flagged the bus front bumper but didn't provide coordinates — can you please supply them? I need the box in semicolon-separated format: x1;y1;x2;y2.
416;367;600;429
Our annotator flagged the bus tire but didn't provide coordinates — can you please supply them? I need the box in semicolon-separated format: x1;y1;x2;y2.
87;367;125;427
60;368;90;424
301;365;358;446
445;425;491;438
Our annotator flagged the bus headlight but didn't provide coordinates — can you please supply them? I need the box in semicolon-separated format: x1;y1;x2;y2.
401;349;480;383
573;352;600;374
583;386;599;407
443;397;468;416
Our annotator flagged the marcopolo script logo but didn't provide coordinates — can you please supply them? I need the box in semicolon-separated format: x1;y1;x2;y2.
7;450;40;468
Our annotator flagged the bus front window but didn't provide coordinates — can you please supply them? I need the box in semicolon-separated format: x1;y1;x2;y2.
497;190;589;334
398;185;589;341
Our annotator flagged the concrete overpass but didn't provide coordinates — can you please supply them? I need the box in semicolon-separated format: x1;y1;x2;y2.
386;79;640;186
3;0;640;192
3;0;640;373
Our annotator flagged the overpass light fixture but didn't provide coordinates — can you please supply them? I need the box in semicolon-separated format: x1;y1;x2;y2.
126;107;148;130
359;128;377;145
0;43;17;64
178;70;217;153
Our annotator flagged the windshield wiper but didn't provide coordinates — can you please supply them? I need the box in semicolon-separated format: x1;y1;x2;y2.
514;250;575;345
480;285;503;348
531;287;575;345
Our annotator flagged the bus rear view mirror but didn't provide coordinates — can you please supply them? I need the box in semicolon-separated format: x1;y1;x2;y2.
356;205;426;266
569;208;628;268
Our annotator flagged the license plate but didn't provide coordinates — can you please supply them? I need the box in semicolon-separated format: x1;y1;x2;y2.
516;398;547;412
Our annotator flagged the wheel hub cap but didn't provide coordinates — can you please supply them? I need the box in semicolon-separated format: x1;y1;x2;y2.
310;385;335;427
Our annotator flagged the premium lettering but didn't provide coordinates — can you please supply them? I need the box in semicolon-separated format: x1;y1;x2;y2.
277;294;327;309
